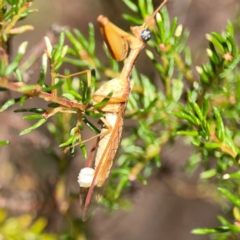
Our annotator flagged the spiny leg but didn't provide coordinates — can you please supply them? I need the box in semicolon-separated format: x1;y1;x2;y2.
48;69;93;119
54;69;93;94
63;115;113;153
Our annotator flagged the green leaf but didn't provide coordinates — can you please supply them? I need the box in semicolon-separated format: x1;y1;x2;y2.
82;116;100;134
217;216;240;232
17;84;39;93
15;68;23;81
204;142;220;149
88;23;95;56
206;33;224;54
202;97;209;117
136;174;148;185
0;98;21;112
192;227;230;234
172;111;195;125
37;53;48;85
146;0;154;15
47;103;60;108
139;97;158;115
138;0;145;18
42;80;64;92
141;75;156;108
138;120;155;144
20;118;47;135
218;188;240;208
207;45;221;66
85;110;104;118
226;35;237;56
213;107;225;142
114;176;129;199
0;59;6;77
5;42;28;75
226;21;234;37
220;54;240;78
0;140;10;146
79;142;87;159
223;171;240;179
59;135;76;148
14;108;45;113
19;95;28;106
52;31;65;63
62;93;75;101
93;92;113;109
168;17;178;40
172;78;183;101
65;90;82;100
122;14;142;25
122;0;138;12
184;110;201;125
54;45;68;71
202;120;210;140
30;217;48;234
224;133;239;157
176;131;198;137
73;28;88;51
23;114;43;120
189;101;204;121
200;169;216;179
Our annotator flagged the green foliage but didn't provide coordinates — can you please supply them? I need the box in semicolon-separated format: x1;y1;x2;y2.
0;209;56;239
0;0;240;239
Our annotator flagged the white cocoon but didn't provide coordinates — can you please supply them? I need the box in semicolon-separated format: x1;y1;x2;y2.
78;167;95;188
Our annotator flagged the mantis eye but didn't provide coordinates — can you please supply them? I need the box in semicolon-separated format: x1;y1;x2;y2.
141;29;151;42
78;167;95;188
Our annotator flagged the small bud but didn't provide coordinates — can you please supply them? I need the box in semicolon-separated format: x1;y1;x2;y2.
61;45;68;58
44;37;52;57
72;77;80;91
206;48;213;57
193;81;199;90
159;43;165;52
129;174;136;181
146;49;154;60
223;52;233;61
42;53;48;70
234;222;240;227
205;34;212;41
196;66;203;74
25;2;32;7
18;41;28;54
175;24;183;37
222;174;230;179
156;12;162;22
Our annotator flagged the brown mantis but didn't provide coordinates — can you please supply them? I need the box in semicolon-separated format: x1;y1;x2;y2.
77;0;168;221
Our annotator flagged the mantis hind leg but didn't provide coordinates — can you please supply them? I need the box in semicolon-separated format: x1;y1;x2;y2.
55;70;93;88
51;69;94;95
63;115;113;153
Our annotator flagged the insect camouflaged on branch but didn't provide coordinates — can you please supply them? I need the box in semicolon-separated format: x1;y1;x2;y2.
77;0;168;221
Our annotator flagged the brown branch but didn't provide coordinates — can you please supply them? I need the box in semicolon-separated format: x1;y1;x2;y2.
0;78;88;111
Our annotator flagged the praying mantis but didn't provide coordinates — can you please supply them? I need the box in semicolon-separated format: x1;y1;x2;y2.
77;0;168;221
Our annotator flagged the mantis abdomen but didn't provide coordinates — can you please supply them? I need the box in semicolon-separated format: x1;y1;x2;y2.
78;104;125;188
95;105;124;187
